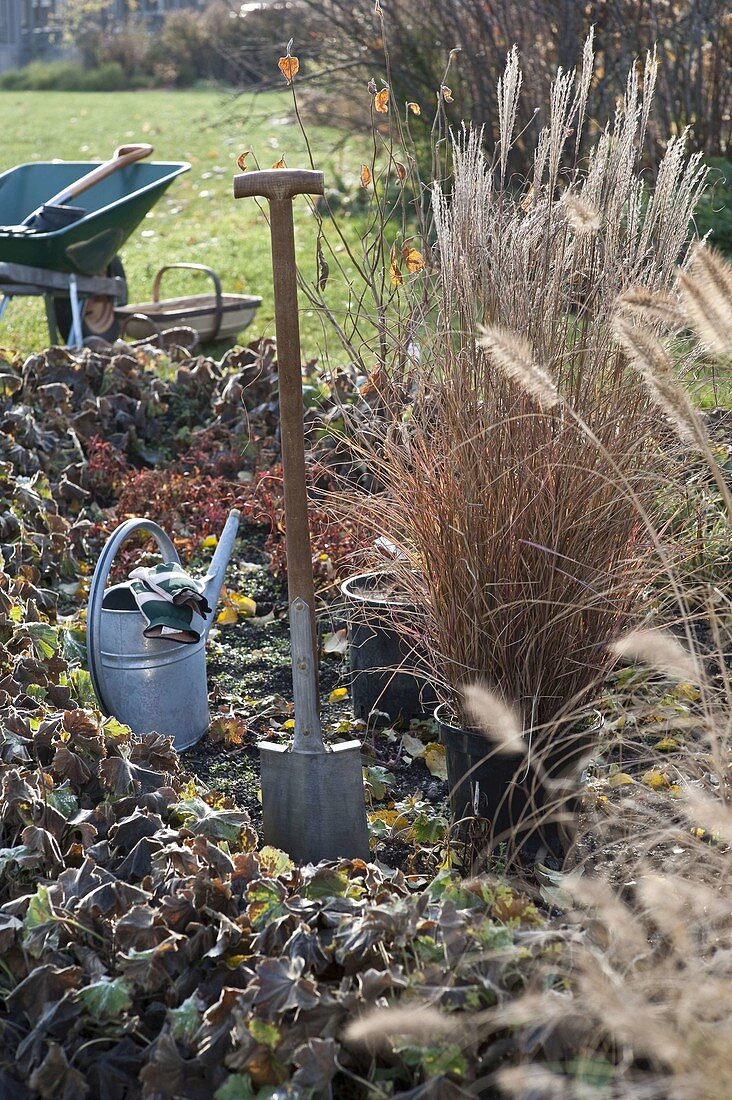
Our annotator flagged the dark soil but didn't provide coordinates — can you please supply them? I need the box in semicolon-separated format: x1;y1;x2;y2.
180;544;449;869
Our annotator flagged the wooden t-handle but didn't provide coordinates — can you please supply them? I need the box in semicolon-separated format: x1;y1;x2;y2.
233;168;324;203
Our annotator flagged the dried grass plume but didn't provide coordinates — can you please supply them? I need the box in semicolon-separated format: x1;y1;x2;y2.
478;325;561;408
610;628;701;682
678;245;732;358
344;1005;453;1049
462;683;526;754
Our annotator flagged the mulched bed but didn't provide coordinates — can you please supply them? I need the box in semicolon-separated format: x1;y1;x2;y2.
0;335;727;1098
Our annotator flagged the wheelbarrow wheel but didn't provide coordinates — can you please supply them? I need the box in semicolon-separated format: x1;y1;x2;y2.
54;257;127;344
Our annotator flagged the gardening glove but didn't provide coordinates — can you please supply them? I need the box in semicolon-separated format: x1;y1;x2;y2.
129;561;212;644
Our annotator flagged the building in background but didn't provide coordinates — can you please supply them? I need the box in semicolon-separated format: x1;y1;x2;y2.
0;0;210;72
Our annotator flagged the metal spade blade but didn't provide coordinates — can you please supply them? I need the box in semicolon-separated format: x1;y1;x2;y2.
259;598;369;863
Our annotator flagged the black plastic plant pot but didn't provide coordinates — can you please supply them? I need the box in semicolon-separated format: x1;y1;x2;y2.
340;571;436;726
436;702;578;862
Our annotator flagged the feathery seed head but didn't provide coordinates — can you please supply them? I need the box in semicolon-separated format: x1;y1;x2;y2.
462;683;526;754
477;324;561;408
610;628;701;682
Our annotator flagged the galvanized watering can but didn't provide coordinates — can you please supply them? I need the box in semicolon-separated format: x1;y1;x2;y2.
87;509;240;750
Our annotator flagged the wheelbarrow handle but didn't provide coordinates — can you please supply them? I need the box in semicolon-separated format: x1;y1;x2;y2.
46;143;154;209
152;262;224;341
87;518;180;716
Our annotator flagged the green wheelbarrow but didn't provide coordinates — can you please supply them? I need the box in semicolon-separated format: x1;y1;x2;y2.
0;153;189;345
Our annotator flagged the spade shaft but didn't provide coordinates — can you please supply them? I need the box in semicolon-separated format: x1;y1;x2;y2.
234;169;323;666
234;168;369;863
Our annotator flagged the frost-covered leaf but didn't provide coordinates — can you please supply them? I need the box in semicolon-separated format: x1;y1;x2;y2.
78;977;132;1019
169;993;204;1043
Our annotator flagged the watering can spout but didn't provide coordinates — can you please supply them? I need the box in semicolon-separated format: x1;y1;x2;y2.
202;509;240;636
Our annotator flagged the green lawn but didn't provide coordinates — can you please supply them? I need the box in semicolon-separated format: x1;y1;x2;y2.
0;87;371;359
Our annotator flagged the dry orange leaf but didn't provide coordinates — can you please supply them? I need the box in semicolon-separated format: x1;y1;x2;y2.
407;101;421;115
236;151;250;172
271;157;286;169
520;183;535;212
441;85;454;102
360;164;372;187
402;245;424;273
359;365;385;396
374;88;390;113
278;54;299;83
395;161;407;181
389;246;403;286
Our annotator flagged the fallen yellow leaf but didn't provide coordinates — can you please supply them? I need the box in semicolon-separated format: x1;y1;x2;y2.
424;742;447;780
654;736;681;752
329;687;348;702
202;534;218;549
216;607;238;625
608;771;634;787
230;593;257;617
642;768;670;790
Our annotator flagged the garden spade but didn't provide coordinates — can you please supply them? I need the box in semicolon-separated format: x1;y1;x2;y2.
233;168;369;863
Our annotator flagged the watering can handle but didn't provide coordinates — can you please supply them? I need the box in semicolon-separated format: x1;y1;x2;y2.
87;518;180;716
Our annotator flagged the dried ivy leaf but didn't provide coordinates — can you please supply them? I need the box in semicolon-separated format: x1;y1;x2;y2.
29;1042;89;1100
248;956;320;1013
293;1037;339;1091
258;845;294;878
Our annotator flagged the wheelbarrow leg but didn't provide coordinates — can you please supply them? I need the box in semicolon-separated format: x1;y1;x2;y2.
67;274;85;348
44;295;59;346
0;296;11;323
